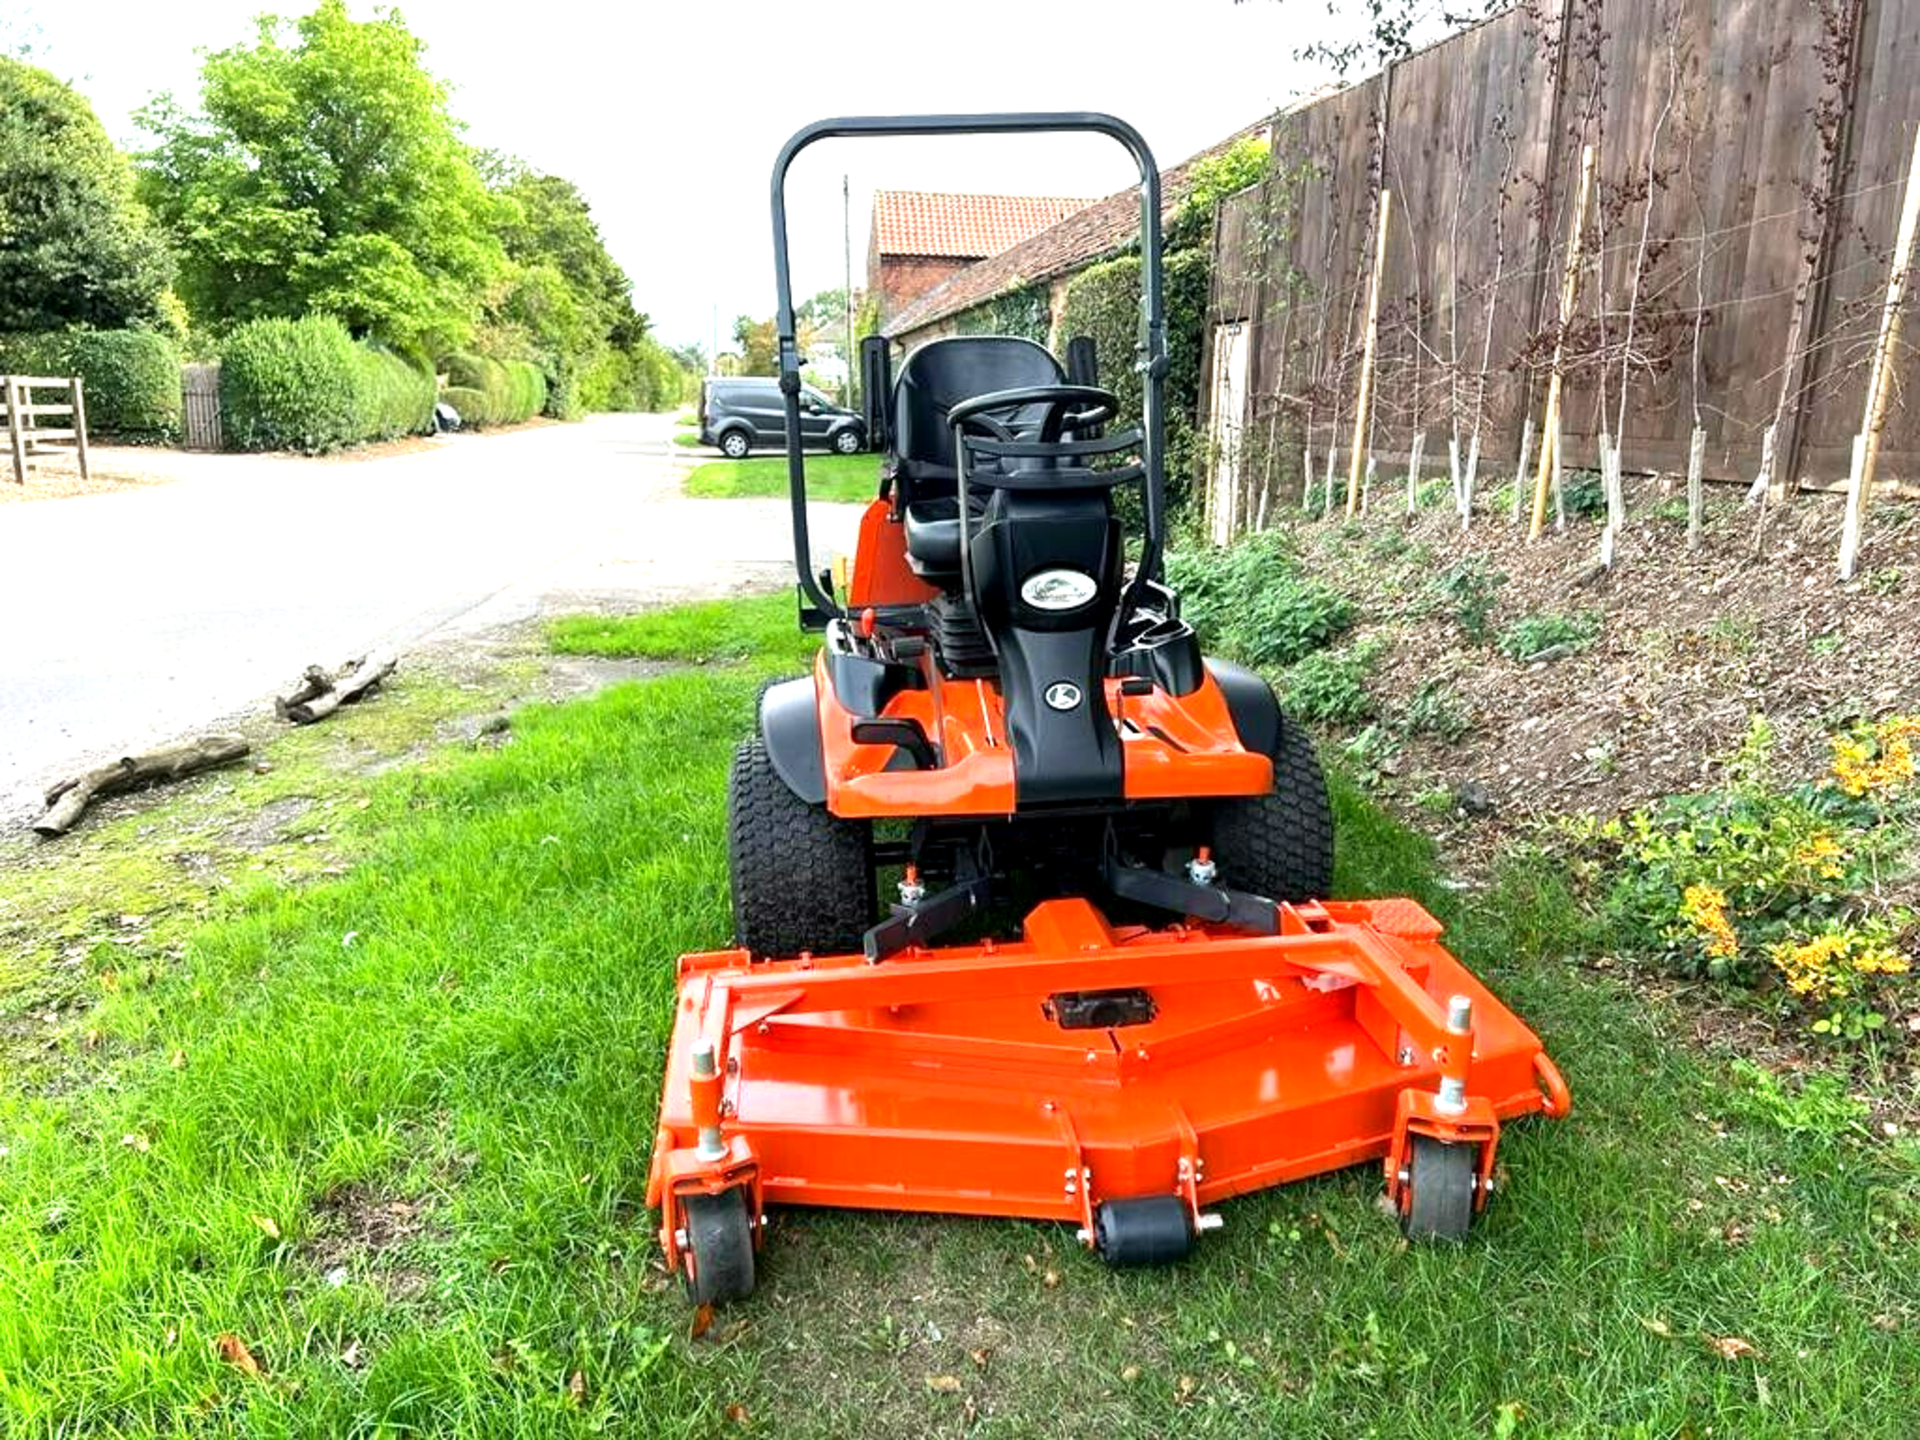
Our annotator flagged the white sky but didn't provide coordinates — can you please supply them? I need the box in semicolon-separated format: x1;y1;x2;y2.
19;1;1343;349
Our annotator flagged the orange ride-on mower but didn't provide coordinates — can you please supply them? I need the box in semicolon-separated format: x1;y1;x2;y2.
648;113;1570;1305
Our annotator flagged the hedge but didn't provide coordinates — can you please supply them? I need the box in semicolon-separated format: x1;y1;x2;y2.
440;351;545;427
220;316;434;452
0;328;182;441
1057;248;1210;512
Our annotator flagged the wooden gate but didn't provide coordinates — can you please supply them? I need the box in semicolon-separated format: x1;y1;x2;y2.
4;376;89;485
182;364;221;451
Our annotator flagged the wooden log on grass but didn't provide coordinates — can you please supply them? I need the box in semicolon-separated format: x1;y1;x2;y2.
278;652;398;725
35;735;250;837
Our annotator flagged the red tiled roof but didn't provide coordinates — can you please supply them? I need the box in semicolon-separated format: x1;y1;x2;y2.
870;191;1096;261
884;121;1272;338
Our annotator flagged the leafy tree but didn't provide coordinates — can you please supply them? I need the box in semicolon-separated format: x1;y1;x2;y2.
1167;135;1272;251
0;57;174;330
732;315;778;376
135;0;505;351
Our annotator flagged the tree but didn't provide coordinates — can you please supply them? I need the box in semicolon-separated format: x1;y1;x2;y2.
0;57;174;330
135;0;505;351
732;315;778;376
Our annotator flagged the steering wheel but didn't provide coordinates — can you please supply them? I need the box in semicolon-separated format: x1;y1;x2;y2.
946;385;1119;446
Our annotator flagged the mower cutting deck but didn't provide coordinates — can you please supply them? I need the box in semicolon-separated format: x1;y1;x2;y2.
647;111;1569;1305
648;892;1569;1303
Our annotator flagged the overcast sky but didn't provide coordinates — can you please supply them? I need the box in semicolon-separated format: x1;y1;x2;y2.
19;1;1347;349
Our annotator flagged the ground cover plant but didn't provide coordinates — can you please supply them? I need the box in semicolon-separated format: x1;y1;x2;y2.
681;452;878;504
1;597;1916;1435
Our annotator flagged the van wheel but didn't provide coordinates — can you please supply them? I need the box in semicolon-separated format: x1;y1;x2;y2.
833;428;863;455
720;429;751;459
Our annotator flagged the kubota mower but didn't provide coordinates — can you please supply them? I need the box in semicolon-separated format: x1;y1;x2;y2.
647;113;1569;1304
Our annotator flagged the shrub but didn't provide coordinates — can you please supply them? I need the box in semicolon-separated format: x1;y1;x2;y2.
439;351;544;426
1281;640;1382;728
356;346;435;441
1593;716;1914;1041
221;317;431;451
441;386;490;427
1432;557;1505;644
1498;610;1596;662
1165;530;1356;669
0;329;182;441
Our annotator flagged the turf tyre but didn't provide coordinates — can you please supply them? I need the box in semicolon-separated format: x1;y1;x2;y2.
728;737;874;957
681;1187;756;1304
1207;712;1334;903
1401;1135;1475;1242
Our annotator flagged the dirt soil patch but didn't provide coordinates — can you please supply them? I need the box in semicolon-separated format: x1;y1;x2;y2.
1299;483;1920;859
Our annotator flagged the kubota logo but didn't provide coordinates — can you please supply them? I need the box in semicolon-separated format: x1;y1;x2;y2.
1020;568;1098;611
1044;682;1083;711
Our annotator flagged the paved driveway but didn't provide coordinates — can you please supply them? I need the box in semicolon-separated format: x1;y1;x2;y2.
0;413;860;812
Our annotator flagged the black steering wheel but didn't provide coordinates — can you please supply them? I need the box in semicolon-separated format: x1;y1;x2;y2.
946;384;1118;446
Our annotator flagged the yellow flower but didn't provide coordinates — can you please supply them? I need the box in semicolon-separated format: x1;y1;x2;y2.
1769;926;1913;999
1792;831;1848;881
1830;714;1920;799
1680;883;1740;960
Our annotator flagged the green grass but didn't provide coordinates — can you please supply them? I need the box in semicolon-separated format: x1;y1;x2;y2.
683;452;879;504
1;599;1916;1436
673;410;696;428
670;430;703;448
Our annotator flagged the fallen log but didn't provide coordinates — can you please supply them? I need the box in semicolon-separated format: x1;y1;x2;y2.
278;652;397;725
35;734;250;837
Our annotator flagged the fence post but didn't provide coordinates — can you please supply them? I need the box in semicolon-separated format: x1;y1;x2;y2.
72;375;90;483
5;378;25;486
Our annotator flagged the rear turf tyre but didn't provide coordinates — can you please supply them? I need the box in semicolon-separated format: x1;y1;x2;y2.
1401;1135;1476;1242
720;429;751;459
1208;711;1334;903
727;737;874;957
833;428;863;455
680;1187;756;1304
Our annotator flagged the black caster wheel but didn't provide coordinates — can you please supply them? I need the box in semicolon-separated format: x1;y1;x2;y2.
680;1187;756;1304
1093;1195;1194;1267
1400;1135;1476;1242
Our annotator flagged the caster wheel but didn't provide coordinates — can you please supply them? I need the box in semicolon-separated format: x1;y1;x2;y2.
1093;1195;1193;1267
1401;1135;1476;1242
680;1187;756;1304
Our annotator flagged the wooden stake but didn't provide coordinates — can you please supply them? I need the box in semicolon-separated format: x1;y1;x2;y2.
1346;188;1393;518
1840;432;1868;577
1446;433;1461;514
1842;121;1920;578
1530;146;1596;540
1324;437;1338;514
1686;425;1706;549
5;378;26;485
1511;415;1534;524
1301;443;1315;509
1462;432;1482;530
1552;416;1567;531
1407;432;1427;514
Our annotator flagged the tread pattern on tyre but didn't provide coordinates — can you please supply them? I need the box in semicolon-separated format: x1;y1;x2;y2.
1209;711;1335;904
728;737;873;957
682;1188;756;1304
1403;1134;1475;1242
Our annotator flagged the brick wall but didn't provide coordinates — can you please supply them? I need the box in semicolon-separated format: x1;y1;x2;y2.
872;256;975;328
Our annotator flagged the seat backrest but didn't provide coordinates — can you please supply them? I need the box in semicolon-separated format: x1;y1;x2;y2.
891;337;1063;491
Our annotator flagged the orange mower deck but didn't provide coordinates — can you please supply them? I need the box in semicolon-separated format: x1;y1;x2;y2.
648;894;1570;1293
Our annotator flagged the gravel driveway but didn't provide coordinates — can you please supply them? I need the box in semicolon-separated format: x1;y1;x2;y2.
0;413;860;814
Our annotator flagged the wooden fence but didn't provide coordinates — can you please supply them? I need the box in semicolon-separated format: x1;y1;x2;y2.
4;376;89;486
1205;0;1920;528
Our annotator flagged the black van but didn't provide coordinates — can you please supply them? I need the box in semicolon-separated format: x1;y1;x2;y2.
699;377;866;459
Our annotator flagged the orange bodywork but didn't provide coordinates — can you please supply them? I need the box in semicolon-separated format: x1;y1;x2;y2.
817;651;1272;818
648;895;1568;1265
822;494;1272;817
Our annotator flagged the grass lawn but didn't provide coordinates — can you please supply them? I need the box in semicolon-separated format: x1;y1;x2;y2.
683;452;879;504
1;593;1915;1436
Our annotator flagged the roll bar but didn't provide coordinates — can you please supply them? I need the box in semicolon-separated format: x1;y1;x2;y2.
770;113;1168;623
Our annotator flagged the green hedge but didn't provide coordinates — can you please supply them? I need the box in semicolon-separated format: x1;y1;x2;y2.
439;351;545;427
441;386;489;427
0;329;182;441
220;316;434;452
358;345;436;442
1057;248;1210;511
